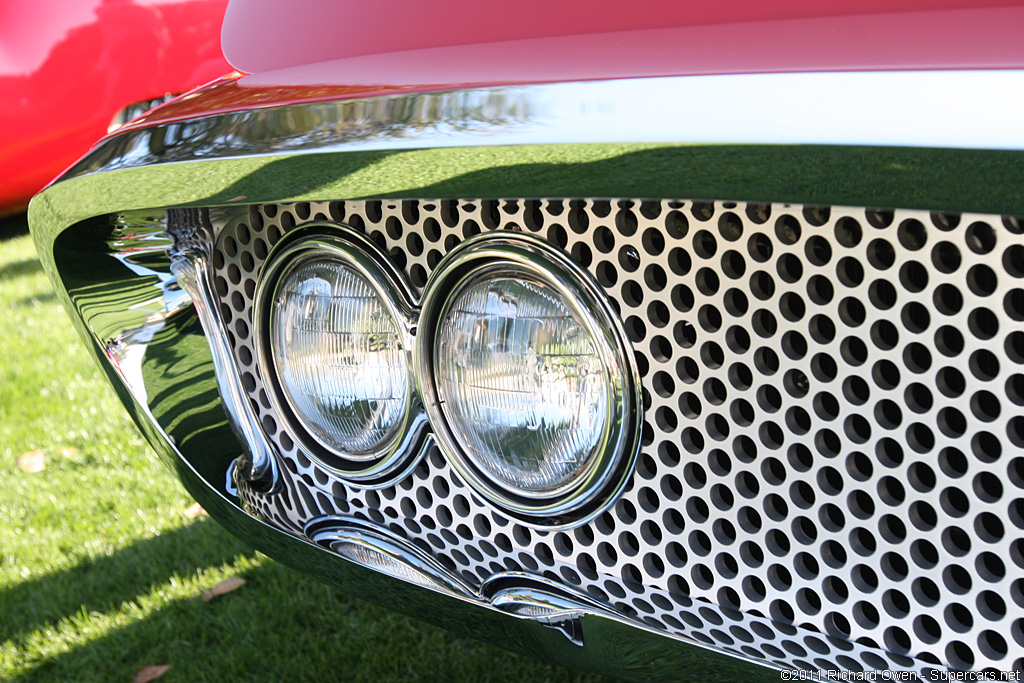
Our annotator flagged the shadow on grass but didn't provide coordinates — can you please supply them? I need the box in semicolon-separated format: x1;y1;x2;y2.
0;213;29;242
1;258;43;281
14;291;56;307
3;532;611;683
0;519;253;647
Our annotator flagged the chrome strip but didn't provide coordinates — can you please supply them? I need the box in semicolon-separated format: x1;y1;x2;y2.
166;212;278;492
30;77;1024;268
304;515;623;648
305;516;477;598
63;71;1024;182
107;93;177;133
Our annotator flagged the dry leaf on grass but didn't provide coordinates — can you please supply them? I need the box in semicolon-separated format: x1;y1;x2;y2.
201;576;246;602
59;446;78;458
131;665;171;683
17;450;45;473
183;502;207;519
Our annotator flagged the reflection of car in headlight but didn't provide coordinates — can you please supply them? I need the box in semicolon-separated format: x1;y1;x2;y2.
29;0;1024;678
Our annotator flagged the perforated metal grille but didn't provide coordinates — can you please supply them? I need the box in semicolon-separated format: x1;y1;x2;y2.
211;199;1024;675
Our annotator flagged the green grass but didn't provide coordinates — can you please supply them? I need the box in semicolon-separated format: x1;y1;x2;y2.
0;214;612;682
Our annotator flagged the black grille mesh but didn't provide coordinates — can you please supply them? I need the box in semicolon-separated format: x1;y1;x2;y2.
211;198;1024;674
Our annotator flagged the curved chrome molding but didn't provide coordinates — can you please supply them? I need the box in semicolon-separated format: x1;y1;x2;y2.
481;571;621;647
305;516;622;648
31;74;1024;264
253;225;427;484
488;587;590;647
416;234;641;525
107;93;176;133
305;516;476;598
193;495;778;683
167;211;278;493
64;71;1024;183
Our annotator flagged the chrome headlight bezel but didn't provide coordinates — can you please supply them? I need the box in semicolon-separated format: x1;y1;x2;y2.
417;235;641;524
252;225;422;484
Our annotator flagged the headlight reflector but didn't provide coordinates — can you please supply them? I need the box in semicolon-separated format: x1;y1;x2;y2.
255;230;418;480
271;256;407;456
436;271;608;494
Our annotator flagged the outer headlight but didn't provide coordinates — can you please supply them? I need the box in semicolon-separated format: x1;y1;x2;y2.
419;236;640;524
254;229;418;481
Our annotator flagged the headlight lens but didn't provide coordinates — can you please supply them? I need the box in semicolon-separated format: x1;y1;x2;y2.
269;254;408;458
421;236;639;523
435;270;609;494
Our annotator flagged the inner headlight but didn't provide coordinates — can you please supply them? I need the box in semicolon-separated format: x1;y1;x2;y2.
255;230;416;479
273;257;406;454
436;271;607;493
420;236;639;523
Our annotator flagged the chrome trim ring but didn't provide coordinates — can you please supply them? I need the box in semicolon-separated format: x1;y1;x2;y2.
417;235;641;523
253;225;425;483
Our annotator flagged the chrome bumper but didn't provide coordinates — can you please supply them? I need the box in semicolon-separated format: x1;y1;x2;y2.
30;72;1024;680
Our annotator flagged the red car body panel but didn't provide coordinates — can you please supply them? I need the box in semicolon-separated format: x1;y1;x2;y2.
121;0;1024;136
222;0;1024;75
0;0;230;217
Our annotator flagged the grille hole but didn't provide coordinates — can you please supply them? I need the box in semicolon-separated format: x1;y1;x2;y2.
867;239;895;270
866;208;894;229
966;221;996;254
775;215;801;244
961;256;991;295
839;338;867;369
897;218;927;250
747;233;773;262
718;212;743;241
805;236;832;266
776;254;803;283
899;261;929;293
836;257;864;288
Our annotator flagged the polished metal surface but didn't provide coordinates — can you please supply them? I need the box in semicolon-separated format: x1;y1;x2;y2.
107;94;176;133
304;512;622;648
305;515;477;598
166;210;277;491
28;73;1024;680
63;71;1024;183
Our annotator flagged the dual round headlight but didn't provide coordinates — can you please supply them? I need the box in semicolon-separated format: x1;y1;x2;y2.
255;232;420;482
255;226;638;524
